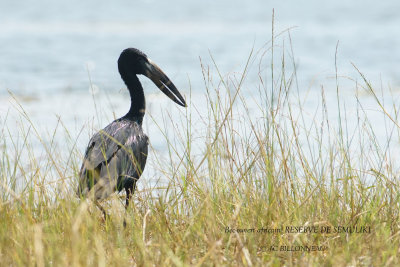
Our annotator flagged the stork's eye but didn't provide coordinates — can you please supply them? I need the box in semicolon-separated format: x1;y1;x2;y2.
139;56;147;63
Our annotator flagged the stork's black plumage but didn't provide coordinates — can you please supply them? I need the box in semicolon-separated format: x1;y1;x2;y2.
77;48;186;215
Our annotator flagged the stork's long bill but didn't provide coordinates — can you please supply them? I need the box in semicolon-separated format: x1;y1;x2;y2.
143;59;187;107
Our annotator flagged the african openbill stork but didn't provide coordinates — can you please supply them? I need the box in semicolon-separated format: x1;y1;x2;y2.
77;48;186;219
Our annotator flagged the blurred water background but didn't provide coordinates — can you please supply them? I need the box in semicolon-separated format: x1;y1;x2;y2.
1;0;400;189
1;0;399;95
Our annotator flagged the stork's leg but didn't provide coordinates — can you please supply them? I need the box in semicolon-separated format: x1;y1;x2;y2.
125;186;132;210
123;187;132;228
123;182;136;227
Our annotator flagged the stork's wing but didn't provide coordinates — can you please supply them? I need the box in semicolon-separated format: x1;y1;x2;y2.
77;119;148;199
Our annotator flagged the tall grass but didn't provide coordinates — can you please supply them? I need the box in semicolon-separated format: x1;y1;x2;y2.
1;32;400;266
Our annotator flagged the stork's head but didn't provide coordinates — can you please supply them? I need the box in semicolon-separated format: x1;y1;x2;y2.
118;48;186;107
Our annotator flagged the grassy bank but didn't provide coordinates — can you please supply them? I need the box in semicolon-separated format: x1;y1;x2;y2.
1;38;400;266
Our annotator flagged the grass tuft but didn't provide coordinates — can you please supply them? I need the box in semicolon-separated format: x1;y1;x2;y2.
1;31;400;266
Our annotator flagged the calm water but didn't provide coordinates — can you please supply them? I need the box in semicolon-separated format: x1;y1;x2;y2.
1;0;400;188
1;0;399;96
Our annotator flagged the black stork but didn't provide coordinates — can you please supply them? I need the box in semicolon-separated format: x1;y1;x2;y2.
77;48;186;218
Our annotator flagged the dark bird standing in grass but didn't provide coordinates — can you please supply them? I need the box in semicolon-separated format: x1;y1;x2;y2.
77;48;186;219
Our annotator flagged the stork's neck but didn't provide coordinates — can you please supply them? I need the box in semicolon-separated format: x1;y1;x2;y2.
123;74;146;120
